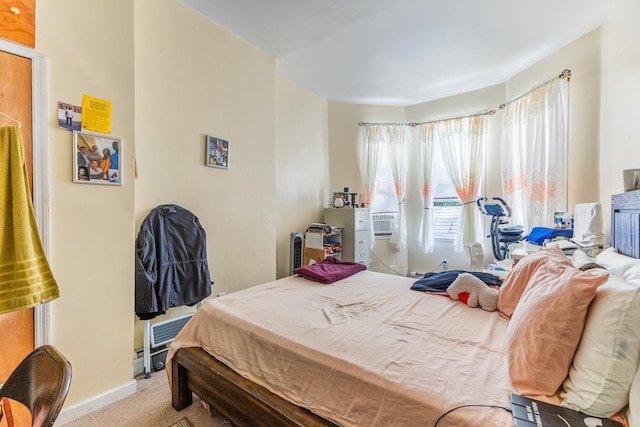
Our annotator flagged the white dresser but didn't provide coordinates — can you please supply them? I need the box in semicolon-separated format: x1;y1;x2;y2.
324;208;370;268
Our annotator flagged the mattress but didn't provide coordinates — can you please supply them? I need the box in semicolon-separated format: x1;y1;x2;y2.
167;270;515;426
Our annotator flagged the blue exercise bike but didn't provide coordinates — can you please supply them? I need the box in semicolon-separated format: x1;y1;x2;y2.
476;197;525;261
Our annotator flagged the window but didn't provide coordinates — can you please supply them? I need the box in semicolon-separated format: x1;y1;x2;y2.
433;197;462;242
370;150;397;237
369;150;397;215
369;142;463;241
432;144;462;243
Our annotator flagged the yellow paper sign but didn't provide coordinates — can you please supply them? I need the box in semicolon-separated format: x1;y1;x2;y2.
81;94;112;134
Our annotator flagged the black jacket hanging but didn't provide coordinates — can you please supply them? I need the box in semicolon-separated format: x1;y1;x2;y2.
135;204;212;319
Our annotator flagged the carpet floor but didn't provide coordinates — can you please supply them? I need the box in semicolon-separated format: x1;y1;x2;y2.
60;371;232;427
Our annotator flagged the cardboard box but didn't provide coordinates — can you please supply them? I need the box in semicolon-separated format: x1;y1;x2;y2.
303;248;326;265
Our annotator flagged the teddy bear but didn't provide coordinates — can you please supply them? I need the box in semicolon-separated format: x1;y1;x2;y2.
446;272;498;312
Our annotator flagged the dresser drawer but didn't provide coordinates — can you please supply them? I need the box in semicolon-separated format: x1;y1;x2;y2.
355;210;370;231
324;207;370;267
355;250;370;266
355;230;369;251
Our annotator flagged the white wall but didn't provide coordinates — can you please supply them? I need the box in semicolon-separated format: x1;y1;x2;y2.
133;0;277;348
599;0;640;238
36;0;136;408
275;76;329;279
35;0;329;415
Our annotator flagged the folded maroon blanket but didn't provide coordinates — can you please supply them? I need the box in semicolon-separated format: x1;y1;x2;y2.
293;257;366;284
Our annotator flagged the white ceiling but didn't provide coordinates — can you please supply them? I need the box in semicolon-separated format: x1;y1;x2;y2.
179;0;611;106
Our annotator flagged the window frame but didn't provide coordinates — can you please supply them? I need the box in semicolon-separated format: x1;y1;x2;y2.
432;197;462;243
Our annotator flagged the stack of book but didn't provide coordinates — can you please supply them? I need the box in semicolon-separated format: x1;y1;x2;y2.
546;238;579;256
306;223;332;234
323;241;341;256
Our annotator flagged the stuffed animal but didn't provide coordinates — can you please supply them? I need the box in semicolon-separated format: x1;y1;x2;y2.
447;273;498;312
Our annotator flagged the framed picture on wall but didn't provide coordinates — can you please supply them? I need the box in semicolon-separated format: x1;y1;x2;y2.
205;135;229;170
73;130;122;185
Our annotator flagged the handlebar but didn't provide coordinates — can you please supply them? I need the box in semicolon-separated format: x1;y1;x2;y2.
492;197;512;217
477;196;512;218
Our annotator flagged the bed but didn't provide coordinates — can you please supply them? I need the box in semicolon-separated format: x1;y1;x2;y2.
168;190;640;427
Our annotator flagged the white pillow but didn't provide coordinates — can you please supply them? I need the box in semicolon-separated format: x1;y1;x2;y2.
624;264;640;285
628;366;640;427
595;247;640;277
561;276;640;417
571;250;596;269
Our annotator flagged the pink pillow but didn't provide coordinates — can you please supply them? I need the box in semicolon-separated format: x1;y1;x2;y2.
506;262;608;396
498;246;569;318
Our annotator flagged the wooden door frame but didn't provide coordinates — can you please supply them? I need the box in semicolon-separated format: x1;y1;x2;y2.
0;38;51;346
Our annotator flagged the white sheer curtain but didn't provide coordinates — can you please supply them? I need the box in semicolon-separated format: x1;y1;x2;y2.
361;124;410;250
362;125;385;249
500;77;569;231
417;123;437;253
437;115;488;252
386;126;410;250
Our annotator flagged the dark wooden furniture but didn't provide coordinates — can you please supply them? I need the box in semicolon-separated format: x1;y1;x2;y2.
172;347;337;426
611;189;640;258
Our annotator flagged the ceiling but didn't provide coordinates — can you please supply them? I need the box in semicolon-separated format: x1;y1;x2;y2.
179;0;611;106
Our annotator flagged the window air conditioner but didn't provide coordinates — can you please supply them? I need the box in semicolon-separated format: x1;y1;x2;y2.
373;213;394;236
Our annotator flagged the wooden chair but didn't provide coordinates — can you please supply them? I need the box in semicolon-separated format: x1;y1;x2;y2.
0;345;72;427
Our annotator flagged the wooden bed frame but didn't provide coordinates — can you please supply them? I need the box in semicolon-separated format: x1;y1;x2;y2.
171;346;337;426
172;190;640;426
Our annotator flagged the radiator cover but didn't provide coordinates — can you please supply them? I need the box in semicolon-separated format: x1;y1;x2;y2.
150;313;193;348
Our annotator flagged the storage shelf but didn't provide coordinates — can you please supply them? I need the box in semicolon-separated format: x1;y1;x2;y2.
304;228;342;264
324;208;370;268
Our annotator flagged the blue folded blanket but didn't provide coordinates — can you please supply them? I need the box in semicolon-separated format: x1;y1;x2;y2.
527;227;573;245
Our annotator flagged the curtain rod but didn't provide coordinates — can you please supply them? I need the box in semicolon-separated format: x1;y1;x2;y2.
411;109;495;126
358;121;409;126
358;109;496;128
499;68;571;109
359;67;571;127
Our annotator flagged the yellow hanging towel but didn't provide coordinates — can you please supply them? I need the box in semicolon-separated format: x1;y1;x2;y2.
0;126;59;315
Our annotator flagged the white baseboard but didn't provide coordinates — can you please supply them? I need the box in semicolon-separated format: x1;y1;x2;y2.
55;379;137;426
132;347;168;377
134;351;144;377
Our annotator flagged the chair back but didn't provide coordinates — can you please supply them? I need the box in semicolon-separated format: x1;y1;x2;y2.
465;242;485;271
0;345;72;427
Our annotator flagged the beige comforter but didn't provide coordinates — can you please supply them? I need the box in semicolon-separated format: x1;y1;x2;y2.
167;270;515;426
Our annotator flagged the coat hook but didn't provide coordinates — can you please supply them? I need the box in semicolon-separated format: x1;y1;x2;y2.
10;7;20;14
